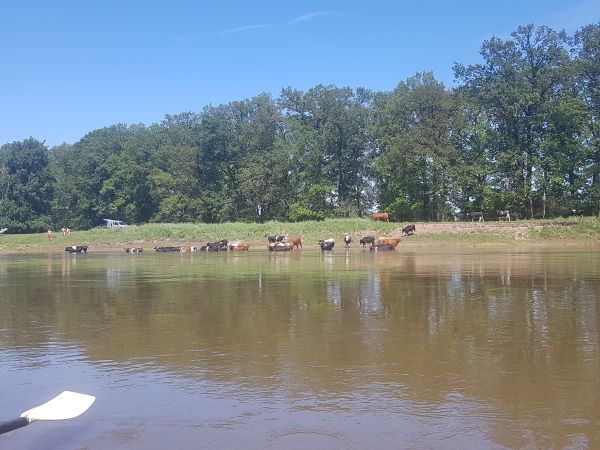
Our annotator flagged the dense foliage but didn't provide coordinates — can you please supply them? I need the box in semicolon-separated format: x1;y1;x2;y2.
2;23;599;232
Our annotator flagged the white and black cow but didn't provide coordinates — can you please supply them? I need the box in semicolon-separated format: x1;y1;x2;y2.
497;210;511;221
65;245;88;253
318;238;335;251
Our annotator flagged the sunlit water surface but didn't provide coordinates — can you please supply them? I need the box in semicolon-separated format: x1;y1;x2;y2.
0;248;599;449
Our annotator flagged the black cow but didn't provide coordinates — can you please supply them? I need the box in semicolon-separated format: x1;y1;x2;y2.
154;246;180;252
318;239;335;251
402;224;416;235
201;239;228;252
344;235;352;248
267;235;286;243
467;211;484;222
359;236;375;248
497;210;511;221
65;245;88;253
369;244;396;252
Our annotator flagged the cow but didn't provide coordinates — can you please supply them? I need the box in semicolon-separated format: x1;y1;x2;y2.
179;245;198;253
200;239;228;252
318;238;335;251
377;237;402;248
228;241;249;251
288;237;302;250
369;244;396;251
154;246;180;252
497;210;511;221
125;247;143;253
359;236;375;248
467;211;484;222
47;230;54;241
371;212;389;222
267;235;286;243
402;224;416;235
65;245;88;253
344;235;352;248
571;209;584;217
268;242;292;252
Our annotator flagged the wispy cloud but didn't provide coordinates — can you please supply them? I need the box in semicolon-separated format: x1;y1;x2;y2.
217;24;271;36
216;11;337;36
290;11;336;23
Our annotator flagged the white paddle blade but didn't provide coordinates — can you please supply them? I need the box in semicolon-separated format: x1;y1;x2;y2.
20;391;95;421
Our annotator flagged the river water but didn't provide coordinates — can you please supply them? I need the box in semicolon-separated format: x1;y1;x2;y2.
0;248;598;449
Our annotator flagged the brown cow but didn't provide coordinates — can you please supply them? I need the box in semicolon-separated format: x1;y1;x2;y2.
179;245;197;253
228;241;249;251
371;212;389;222
377;237;402;248
289;237;302;249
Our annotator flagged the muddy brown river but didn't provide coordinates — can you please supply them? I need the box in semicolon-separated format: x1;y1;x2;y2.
0;247;598;449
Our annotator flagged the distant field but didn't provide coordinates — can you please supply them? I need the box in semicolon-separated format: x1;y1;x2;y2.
0;217;598;253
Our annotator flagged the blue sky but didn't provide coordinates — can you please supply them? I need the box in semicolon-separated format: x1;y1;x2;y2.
1;0;599;147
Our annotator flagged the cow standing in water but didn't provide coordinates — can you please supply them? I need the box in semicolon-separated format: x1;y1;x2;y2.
318;239;335;251
344;235;352;248
359;236;375;248
288;237;302;250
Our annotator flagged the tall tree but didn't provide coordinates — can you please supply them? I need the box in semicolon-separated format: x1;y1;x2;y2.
574;22;600;216
280;85;372;217
373;72;461;221
0;138;53;232
454;24;570;218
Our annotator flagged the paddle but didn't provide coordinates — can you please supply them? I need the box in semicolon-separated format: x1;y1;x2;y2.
0;391;95;435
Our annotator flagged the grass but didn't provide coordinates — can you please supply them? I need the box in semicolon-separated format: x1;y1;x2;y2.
0;217;598;252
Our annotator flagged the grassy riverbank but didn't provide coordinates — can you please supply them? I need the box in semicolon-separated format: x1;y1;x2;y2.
0;217;598;253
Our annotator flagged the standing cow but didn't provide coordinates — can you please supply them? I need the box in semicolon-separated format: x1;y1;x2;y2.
467;211;484;222
497;210;511;221
344;235;352;248
402;224;416;235
371;212;389;222
288;237;302;249
318;238;335;251
359;236;375;248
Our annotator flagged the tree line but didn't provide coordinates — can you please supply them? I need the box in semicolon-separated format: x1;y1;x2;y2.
1;23;599;232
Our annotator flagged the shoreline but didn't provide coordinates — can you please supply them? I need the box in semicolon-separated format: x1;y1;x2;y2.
0;218;598;254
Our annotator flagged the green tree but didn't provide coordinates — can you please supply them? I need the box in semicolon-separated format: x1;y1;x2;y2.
574;22;600;216
454;24;571;218
280;85;372;217
373;73;461;221
0;138;53;232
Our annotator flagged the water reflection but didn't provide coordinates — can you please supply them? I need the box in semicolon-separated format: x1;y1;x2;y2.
0;249;599;449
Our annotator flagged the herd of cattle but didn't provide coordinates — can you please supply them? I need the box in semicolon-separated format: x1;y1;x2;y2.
63;223;417;255
61;210;518;255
